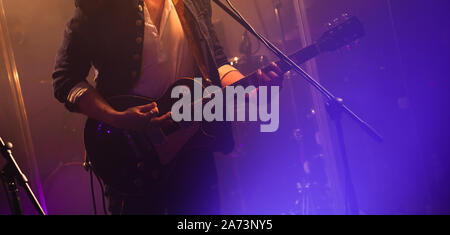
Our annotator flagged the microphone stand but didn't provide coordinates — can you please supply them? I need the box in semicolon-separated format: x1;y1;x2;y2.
0;137;46;215
212;0;383;214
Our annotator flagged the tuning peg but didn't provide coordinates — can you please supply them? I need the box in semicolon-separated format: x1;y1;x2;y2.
341;12;351;20
333;17;340;25
344;39;362;52
326;18;338;29
346;45;352;52
345;40;360;51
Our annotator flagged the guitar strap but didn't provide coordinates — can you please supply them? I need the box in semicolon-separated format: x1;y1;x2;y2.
173;0;211;83
173;0;234;154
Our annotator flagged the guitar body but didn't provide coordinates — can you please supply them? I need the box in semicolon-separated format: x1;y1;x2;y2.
84;78;223;193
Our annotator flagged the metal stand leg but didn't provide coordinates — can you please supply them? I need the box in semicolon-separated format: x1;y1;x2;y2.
327;99;359;214
0;137;45;215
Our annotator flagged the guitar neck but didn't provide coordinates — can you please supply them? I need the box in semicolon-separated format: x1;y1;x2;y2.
232;44;320;87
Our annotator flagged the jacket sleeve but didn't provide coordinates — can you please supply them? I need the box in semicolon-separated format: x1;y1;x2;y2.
52;1;95;112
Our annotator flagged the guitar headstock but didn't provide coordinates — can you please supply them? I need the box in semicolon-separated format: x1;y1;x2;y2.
316;14;365;52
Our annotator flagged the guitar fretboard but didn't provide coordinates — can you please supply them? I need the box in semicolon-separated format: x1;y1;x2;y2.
232;44;320;87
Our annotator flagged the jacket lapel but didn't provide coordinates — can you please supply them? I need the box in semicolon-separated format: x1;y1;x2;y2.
173;0;211;81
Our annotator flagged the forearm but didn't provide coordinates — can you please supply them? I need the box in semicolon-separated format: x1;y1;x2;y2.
76;88;120;126
76;87;169;131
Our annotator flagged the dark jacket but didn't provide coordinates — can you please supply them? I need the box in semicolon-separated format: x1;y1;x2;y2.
52;0;228;111
52;0;234;153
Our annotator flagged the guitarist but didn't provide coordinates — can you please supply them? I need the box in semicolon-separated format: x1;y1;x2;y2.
52;0;283;214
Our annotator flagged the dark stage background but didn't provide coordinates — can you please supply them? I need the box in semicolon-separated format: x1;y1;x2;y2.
0;0;449;214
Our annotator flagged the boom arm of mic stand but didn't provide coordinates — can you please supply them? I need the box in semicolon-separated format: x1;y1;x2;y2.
212;0;383;142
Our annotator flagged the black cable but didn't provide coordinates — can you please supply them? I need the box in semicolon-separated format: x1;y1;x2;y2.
86;153;107;215
89;168;97;215
94;172;107;215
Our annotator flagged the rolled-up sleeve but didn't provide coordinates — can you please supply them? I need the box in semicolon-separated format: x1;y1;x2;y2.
67;81;94;106
218;64;238;80
52;5;93;112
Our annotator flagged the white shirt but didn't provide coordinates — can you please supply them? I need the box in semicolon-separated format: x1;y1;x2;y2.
132;0;194;98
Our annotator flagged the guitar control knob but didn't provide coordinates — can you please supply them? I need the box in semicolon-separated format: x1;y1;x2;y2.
152;170;160;180
137;161;145;172
133;178;145;188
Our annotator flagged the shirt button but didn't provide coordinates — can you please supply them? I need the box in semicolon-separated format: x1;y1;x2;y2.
136;19;143;26
132;54;141;61
136;37;143;44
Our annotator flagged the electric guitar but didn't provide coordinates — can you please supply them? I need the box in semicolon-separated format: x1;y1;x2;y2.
84;16;365;193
